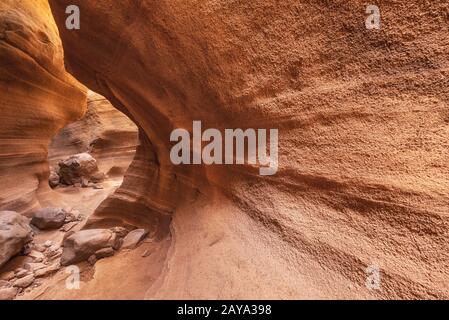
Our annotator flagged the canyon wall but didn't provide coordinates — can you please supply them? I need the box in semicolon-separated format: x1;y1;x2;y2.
0;0;86;215
44;0;449;299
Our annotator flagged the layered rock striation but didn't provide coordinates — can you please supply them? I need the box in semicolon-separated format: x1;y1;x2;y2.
0;0;86;215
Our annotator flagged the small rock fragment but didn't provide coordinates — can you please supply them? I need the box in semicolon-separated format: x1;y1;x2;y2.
87;255;97;266
141;249;152;258
121;229;149;250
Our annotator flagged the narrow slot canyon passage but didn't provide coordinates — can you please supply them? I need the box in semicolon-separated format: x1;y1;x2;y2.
0;0;448;301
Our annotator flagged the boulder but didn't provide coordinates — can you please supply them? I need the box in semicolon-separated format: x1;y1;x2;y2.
31;208;67;230
121;229;149;250
24;262;46;272
58;153;102;185
34;263;59;278
0;211;32;268
61;229;119;266
0;287;17;300
13;274;34;288
141;249;152;258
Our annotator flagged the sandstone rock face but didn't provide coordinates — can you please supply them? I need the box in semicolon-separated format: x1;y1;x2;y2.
31;208;67;230
0;0;86;215
0;211;32;268
48;0;449;299
61;229;119;266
